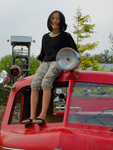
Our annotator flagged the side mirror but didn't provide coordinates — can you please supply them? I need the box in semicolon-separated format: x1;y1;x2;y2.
0;70;10;85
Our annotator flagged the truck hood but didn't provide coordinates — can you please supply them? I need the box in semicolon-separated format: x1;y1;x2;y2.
1;126;113;150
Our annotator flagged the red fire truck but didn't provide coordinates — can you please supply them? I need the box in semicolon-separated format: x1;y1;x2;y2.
0;48;113;150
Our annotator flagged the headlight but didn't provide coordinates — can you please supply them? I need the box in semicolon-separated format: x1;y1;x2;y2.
56;47;80;71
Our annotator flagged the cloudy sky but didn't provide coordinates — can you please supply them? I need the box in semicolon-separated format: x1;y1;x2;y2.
0;0;113;58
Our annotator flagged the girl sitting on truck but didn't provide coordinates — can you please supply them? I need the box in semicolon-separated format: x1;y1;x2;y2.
22;10;78;126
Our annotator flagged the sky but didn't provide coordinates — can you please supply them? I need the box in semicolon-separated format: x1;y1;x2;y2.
0;0;113;58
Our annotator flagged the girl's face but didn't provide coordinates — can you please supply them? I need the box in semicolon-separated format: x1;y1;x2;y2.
51;12;60;31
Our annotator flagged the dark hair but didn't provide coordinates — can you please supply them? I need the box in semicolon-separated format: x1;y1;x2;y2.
47;10;67;32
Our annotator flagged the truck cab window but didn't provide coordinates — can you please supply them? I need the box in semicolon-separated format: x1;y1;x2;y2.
9;82;68;124
9;87;31;124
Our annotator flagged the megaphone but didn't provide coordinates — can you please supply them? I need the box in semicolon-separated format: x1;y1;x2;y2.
56;47;80;71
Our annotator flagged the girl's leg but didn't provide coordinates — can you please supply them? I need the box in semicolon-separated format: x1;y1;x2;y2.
37;89;51;120
22;62;49;123
22;90;39;123
33;62;62;123
30;90;39;119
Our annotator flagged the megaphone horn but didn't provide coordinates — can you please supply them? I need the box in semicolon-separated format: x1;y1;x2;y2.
56;47;80;71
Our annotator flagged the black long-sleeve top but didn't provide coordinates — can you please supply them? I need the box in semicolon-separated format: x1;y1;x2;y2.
37;32;78;62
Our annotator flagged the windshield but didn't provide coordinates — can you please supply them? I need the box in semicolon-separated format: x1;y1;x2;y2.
68;82;113;127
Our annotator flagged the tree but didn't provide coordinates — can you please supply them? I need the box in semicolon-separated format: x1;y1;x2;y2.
0;55;40;104
30;56;40;75
109;33;113;51
94;33;113;64
0;55;12;76
0;55;12;104
73;8;100;70
0;55;40;77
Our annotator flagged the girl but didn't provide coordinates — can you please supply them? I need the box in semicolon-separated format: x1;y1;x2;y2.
23;10;78;126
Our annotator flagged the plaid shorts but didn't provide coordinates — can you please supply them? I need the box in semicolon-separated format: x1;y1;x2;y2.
31;61;63;90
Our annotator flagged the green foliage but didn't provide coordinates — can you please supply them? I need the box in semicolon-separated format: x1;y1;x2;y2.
80;55;104;71
93;33;113;64
0;55;12;75
0;88;9;104
0;55;40;76
94;50;113;63
73;8;99;48
73;8;100;70
0;55;12;104
0;54;40;104
30;56;40;74
77;42;99;54
109;68;113;72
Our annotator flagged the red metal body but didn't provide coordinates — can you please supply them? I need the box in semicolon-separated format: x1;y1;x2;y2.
1;70;113;150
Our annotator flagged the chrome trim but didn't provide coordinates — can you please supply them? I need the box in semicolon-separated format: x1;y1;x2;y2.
0;146;26;150
3;84;15;90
